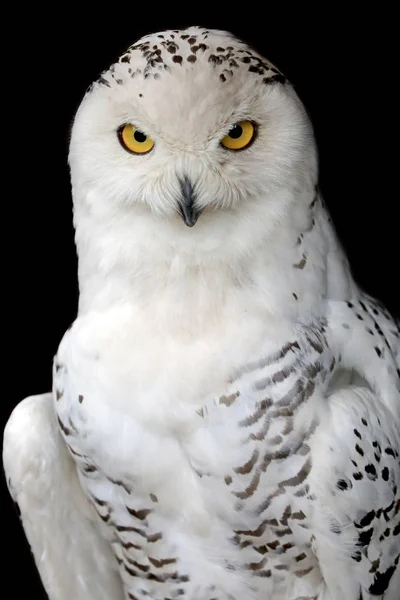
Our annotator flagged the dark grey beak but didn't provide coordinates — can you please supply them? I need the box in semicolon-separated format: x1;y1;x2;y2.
179;178;200;227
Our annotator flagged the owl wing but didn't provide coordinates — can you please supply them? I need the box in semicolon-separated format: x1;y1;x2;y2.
2;393;125;600
326;293;400;419
309;384;400;600
314;290;400;599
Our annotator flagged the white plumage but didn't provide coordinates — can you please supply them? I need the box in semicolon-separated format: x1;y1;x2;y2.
3;26;399;600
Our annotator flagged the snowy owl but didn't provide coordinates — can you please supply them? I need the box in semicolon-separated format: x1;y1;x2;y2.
3;26;400;600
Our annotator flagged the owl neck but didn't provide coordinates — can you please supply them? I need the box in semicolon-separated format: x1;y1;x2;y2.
74;188;347;333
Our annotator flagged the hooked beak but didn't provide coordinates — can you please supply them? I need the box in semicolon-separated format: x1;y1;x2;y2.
178;178;201;227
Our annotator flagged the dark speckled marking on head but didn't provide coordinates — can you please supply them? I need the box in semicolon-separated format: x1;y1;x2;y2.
90;26;287;92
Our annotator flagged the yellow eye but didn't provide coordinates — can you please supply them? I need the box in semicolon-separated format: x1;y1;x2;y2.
118;124;155;154
220;121;257;151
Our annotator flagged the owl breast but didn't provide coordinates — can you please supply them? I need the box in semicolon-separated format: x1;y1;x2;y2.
53;306;330;599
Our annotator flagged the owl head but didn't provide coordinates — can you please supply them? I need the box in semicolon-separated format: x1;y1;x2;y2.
69;27;318;295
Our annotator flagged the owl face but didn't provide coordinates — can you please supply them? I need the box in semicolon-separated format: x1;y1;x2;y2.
69;27;319;296
70;27;316;235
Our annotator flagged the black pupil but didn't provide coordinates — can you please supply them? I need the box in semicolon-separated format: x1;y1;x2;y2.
229;124;243;139
134;130;147;143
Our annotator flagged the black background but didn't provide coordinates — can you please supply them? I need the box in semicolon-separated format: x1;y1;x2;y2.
4;9;398;598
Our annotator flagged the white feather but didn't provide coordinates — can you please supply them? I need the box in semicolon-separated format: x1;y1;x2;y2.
2;394;124;600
